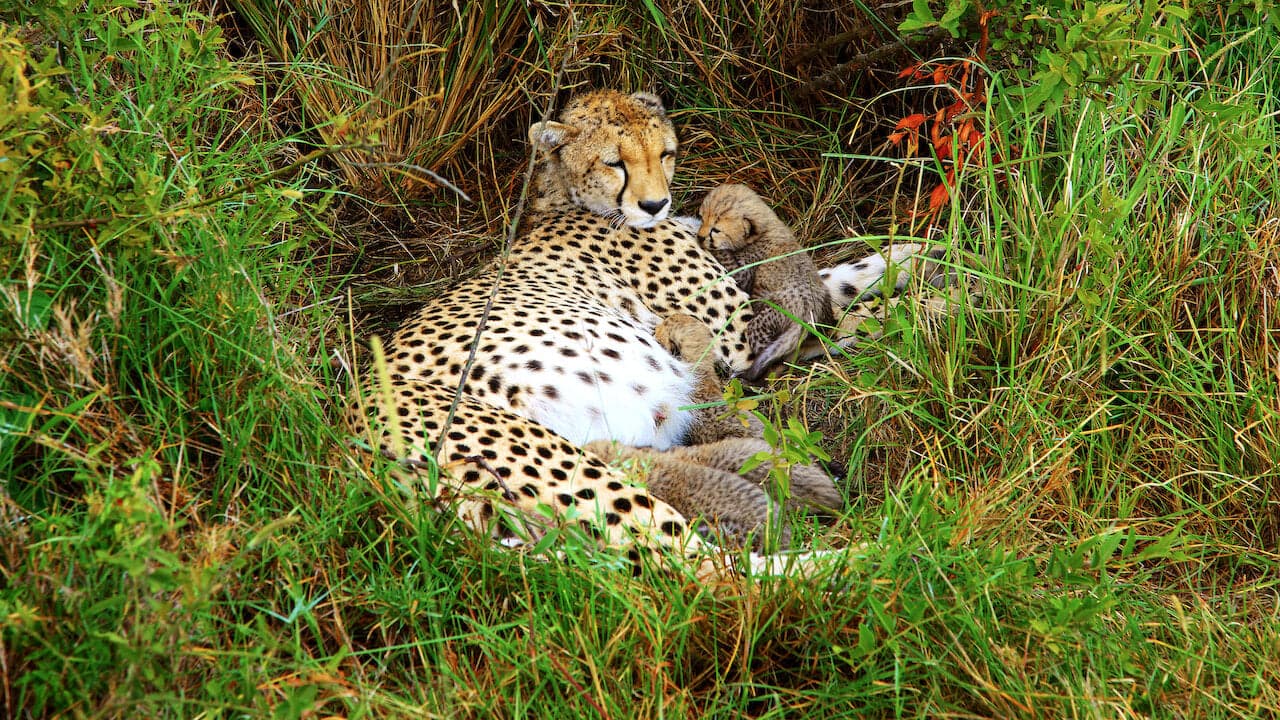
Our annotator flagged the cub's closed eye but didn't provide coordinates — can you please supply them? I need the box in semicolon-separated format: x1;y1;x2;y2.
603;159;624;168
660;150;675;159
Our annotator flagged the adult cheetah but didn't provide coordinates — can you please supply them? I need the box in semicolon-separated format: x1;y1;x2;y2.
346;89;940;570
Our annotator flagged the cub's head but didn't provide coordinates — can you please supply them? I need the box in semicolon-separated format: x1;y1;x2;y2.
529;90;677;228
696;184;772;253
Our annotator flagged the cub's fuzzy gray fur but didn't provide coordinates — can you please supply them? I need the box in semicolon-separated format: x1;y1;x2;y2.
698;184;835;380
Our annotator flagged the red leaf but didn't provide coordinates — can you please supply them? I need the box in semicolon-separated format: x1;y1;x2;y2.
965;134;986;166
894;113;927;131
979;11;996;64
929;182;950;211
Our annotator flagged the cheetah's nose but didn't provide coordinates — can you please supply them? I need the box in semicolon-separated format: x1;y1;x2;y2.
638;198;669;217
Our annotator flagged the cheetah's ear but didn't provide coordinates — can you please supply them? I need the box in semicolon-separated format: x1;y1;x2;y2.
528;121;578;151
629;92;667;117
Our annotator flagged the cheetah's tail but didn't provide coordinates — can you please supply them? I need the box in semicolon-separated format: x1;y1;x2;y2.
743;322;806;382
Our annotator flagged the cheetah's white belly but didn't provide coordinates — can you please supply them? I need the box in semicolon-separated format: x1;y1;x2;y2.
493;312;698;450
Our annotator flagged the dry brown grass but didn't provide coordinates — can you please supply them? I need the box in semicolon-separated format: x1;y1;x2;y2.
210;0;952;250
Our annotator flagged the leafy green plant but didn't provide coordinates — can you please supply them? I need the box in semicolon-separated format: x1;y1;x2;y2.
720;379;833;502
900;0;1190;115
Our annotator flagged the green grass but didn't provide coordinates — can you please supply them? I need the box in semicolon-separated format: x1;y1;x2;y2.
2;1;1278;718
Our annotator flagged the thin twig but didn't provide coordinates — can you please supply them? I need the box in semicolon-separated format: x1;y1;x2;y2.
546;649;614;720
791;28;888;65
433;15;577;454
348;160;473;203
797;27;952;97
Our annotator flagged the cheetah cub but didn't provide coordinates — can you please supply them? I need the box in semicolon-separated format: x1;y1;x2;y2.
698;184;835;381
583;440;790;551
654;313;763;445
667;438;844;514
652;313;845;513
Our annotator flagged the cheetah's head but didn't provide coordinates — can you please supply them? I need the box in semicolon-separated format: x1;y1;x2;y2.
529;90;677;228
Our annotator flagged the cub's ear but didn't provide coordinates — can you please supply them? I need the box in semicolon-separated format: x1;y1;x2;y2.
629;92;666;116
528;121;578;151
